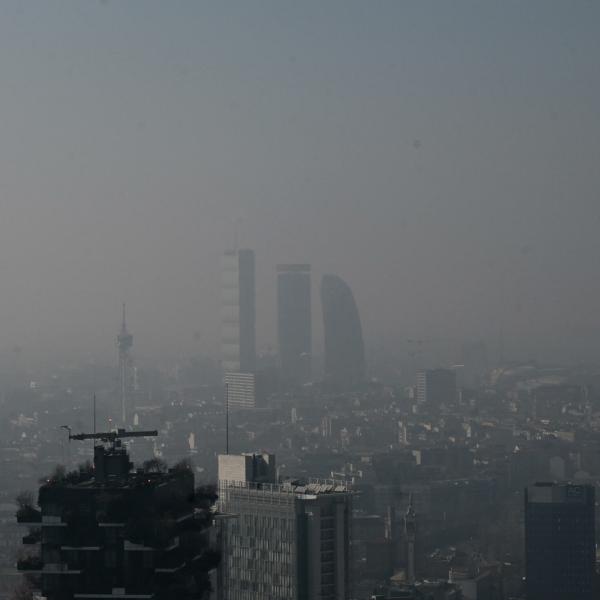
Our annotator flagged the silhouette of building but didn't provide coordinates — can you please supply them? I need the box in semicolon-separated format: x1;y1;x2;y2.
117;303;134;426
277;264;311;384
320;274;365;386
217;453;352;599
16;430;219;599
460;340;488;388
221;249;256;374
525;482;595;600
416;369;457;407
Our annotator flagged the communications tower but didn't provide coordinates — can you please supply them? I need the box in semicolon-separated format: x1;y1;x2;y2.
405;494;417;585
117;303;133;426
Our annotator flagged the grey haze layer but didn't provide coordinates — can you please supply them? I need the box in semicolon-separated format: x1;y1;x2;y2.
1;1;600;364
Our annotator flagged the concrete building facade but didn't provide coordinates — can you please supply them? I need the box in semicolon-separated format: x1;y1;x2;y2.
217;453;352;600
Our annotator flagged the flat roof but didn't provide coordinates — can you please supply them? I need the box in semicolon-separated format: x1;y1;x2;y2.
277;264;311;272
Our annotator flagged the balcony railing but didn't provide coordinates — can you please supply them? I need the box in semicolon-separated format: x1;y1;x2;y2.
16;507;42;524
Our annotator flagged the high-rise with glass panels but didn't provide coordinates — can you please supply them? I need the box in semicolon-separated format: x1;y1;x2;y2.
525;482;595;600
416;368;457;406
217;453;352;600
277;264;311;385
320;274;365;386
221;249;256;374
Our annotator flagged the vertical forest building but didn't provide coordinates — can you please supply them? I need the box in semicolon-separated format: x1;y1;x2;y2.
16;430;219;600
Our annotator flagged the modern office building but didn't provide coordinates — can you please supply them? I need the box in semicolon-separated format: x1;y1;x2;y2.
217;453;352;600
416;369;457;407
525;482;595;600
221;249;256;374
277;264;311;384
320;274;365;386
532;384;585;420
16;430;219;599
225;371;257;410
460;340;488;388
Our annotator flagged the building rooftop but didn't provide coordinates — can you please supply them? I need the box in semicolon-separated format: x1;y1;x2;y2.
220;478;351;496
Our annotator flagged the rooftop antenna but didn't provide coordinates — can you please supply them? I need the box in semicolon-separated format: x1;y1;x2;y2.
60;425;72;466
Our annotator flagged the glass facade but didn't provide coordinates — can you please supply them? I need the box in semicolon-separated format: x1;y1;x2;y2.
320;274;365;386
277;264;311;384
222;249;256;374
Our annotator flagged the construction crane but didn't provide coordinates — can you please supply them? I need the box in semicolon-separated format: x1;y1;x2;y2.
61;426;158;447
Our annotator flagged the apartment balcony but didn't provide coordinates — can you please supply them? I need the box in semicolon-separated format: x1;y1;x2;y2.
16;507;41;524
16;555;43;571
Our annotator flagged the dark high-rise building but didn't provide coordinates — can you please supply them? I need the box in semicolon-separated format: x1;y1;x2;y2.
221;249;256;374
525;482;595;600
460;340;488;388
277;264;311;384
321;274;365;386
416;369;457;407
16;430;219;599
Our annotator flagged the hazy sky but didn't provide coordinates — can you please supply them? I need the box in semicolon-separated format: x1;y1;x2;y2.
1;1;600;365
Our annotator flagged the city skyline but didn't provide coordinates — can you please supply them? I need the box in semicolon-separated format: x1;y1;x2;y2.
1;2;600;364
3;3;600;600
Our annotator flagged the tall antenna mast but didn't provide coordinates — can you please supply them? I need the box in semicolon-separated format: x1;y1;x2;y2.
117;303;134;427
225;382;229;455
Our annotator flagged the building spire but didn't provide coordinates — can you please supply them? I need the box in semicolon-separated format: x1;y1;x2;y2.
117;304;134;426
405;493;417;585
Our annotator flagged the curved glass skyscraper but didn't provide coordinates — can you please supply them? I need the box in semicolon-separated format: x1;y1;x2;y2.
320;274;366;386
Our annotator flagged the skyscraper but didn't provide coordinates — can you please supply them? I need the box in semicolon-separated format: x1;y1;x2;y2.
320;274;365;386
460;340;488;388
221;249;256;374
416;369;457;407
217;453;353;600
277;264;311;384
117;303;134;426
525;482;595;600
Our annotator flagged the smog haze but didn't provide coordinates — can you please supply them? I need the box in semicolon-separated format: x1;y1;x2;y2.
1;1;600;365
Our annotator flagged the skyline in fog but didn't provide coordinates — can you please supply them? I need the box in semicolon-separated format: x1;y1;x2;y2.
1;1;600;365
